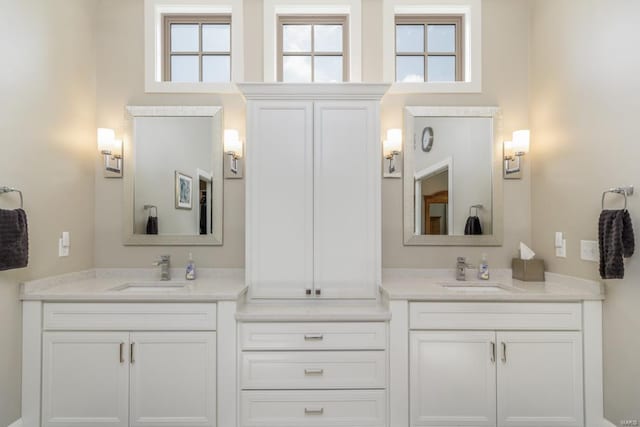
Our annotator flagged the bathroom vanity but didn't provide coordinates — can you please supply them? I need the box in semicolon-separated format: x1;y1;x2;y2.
19;86;605;427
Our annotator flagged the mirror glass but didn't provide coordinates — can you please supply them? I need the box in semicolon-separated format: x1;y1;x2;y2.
404;107;502;246
124;107;224;246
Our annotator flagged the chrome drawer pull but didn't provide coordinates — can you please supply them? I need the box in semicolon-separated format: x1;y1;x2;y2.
304;368;324;376
304;408;324;415
304;334;324;341
501;342;507;363
119;342;125;364
490;341;496;363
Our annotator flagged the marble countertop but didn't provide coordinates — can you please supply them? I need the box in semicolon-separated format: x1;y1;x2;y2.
381;269;604;301
20;268;247;302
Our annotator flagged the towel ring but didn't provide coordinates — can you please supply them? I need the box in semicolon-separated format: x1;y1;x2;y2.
469;204;483;216
0;186;24;209
144;204;158;216
602;186;634;210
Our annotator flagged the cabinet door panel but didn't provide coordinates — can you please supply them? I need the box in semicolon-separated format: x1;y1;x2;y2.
410;331;497;426
497;332;583;427
130;332;216;427
247;101;314;298
42;332;129;427
313;101;380;299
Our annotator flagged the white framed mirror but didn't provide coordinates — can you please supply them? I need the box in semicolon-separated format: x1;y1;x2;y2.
403;106;503;246
123;106;224;246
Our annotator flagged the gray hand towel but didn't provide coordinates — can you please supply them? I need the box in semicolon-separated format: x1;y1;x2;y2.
0;208;29;271
599;209;634;279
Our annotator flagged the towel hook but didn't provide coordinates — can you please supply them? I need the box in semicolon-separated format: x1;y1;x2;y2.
469;204;483;216
602;186;634;210
0;186;24;209
144;204;158;217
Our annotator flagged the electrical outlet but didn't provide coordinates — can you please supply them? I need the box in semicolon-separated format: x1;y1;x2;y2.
58;232;70;257
580;240;599;262
555;239;567;258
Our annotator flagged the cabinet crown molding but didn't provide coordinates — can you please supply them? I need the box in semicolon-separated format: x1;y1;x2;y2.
238;83;390;100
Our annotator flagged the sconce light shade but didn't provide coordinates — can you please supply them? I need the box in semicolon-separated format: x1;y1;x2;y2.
511;130;530;154
97;128;116;153
383;128;402;179
503;129;530;179
97;128;122;178
224;129;243;179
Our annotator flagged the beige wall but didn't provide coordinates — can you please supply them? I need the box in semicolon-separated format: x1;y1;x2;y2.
94;0;532;270
529;0;640;422
0;0;98;424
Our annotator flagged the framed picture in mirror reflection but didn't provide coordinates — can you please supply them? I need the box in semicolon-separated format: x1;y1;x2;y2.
175;171;193;210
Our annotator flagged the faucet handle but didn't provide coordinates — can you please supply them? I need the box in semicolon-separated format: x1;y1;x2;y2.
457;257;466;263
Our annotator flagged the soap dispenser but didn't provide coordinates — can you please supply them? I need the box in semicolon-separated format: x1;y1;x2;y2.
478;253;490;280
186;253;196;281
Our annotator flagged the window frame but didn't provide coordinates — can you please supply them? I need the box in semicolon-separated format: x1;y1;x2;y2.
395;14;464;83
162;14;232;83
276;15;350;83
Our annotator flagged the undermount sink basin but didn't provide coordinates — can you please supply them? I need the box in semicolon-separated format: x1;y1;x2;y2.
110;282;188;292
438;282;512;292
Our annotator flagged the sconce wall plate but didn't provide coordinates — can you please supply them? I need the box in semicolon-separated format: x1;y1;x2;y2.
224;152;243;179
98;128;123;178
103;153;123;178
503;149;523;179
383;152;402;178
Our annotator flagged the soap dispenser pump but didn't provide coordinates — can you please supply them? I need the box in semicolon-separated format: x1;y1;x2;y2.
186;253;196;281
478;253;490;280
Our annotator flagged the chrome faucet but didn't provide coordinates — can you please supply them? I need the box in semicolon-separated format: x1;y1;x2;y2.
456;257;474;281
154;255;171;281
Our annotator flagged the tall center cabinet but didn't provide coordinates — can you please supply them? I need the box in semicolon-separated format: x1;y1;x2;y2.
241;84;389;300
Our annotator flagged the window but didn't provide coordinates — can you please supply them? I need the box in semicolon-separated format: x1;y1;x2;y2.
163;15;231;83
277;15;349;82
395;15;463;83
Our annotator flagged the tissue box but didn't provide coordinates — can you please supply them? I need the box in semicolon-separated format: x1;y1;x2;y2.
512;258;545;282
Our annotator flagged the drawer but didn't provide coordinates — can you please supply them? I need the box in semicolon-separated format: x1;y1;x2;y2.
241;351;386;389
43;303;217;331
240;390;386;427
410;302;582;331
240;322;386;350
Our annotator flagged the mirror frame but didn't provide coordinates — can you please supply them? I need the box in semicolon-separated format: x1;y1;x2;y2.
403;106;503;246
123;106;224;246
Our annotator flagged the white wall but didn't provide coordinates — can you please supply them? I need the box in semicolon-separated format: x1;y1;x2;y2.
529;0;640;422
0;0;98;424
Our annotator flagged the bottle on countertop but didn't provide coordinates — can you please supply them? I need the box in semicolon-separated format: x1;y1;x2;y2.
478;253;490;280
186;253;196;280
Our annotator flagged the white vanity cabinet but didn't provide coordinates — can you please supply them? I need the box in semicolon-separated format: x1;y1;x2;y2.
242;84;387;300
407;303;584;427
36;303;219;427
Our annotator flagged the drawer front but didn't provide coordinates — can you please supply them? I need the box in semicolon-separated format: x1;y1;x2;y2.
240;322;386;350
410;302;582;331
43;303;217;331
241;351;386;389
241;390;386;427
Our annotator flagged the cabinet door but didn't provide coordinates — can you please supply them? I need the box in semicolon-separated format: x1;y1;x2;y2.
410;331;497;426
496;332;583;427
247;101;314;299
130;332;216;427
313;101;380;299
42;332;129;427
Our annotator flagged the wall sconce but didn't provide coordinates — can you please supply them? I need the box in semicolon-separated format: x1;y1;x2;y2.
503;129;530;179
97;128;123;178
383;129;402;178
224;129;243;179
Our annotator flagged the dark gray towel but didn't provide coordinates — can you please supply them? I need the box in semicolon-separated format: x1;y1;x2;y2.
0;208;29;271
599;209;634;279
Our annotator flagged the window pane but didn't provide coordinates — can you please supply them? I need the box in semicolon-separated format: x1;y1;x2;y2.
171;24;199;52
396;25;424;53
314;56;343;82
202;24;230;52
427;56;456;81
171;55;199;82
203;55;231;82
283;25;311;52
283;55;312;82
427;25;456;53
396;56;424;82
314;25;343;52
